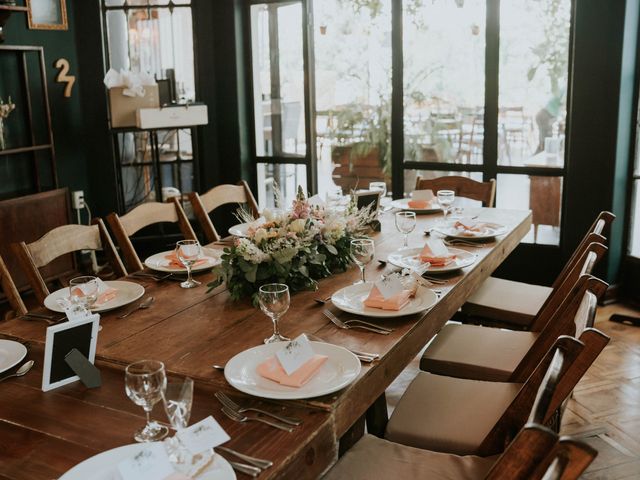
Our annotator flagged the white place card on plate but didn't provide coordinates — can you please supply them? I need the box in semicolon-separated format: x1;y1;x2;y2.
456;217;479;229
177;416;231;455
412;189;435;202
116;443;174;480
425;238;450;257
276;334;315;376
375;275;405;299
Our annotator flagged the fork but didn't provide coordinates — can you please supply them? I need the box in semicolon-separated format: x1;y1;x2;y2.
421;275;447;285
443;239;483;248
227;461;262;477
216;446;273;470
221;406;294;432
130;272;173;282
323;310;392;335
303;333;379;362
215;391;302;426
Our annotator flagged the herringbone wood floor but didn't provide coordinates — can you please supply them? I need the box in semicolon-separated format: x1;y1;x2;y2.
385;303;640;478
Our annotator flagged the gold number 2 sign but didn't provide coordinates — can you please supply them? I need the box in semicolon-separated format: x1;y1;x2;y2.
55;58;76;98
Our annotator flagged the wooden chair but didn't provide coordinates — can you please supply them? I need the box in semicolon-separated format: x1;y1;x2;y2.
415;175;496;207
534;438;598;480
188;181;259;243
106;198;197;272
463;211;615;329
0;254;27;318
12;220;127;305
324;336;598;479
384;332;607;456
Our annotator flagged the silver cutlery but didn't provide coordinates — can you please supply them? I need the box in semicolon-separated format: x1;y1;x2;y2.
212;364;225;371
0;360;34;383
221;406;294;432
303;333;379;363
130;272;172;282
443;239;483;248
20;314;66;324
215;391;302;426
313;295;331;305
323;310;392;335
216;446;273;470
421;276;447;285
228;460;262;477
21;311;58;320
117;296;155;319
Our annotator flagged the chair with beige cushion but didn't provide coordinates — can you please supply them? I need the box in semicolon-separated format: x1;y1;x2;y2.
188;181;259;244
0;254;27;318
106;198;197;272
12;220;127;305
415;175;496;207
420;270;605;383
384;331;608;456
324;335;598;479
462;211;615;329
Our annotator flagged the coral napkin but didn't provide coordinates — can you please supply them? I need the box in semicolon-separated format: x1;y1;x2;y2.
257;354;328;387
363;285;412;311
164;252;208;269
407;199;431;209
419;243;457;266
70;284;117;306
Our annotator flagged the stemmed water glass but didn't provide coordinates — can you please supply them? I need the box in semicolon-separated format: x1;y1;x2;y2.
437;190;456;223
395;211;417;248
350;238;375;284
125;360;169;443
258;283;291;344
69;276;99;310
176;240;201;289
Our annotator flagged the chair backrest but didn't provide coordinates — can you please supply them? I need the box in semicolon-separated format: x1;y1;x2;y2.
414;175;496;206
106;198;197;272
551;210;614;291
188;181;259;243
536;438;598;480
0;254;26;317
12;219;127;304
529;243;607;332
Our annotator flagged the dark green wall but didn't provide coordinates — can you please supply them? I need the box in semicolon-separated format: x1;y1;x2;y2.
2;1;90;202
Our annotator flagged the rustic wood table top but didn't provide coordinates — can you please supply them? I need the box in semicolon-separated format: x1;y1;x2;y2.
0;208;531;480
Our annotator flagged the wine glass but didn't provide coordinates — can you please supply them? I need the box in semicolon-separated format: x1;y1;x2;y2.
369;182;387;197
125;360;169;443
176;240;201;289
437;190;456;223
395;211;416;248
258;283;291;344
350;238;375;284
69;276;99;309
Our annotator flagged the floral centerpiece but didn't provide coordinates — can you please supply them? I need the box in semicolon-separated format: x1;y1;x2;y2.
0;96;16;151
208;186;375;303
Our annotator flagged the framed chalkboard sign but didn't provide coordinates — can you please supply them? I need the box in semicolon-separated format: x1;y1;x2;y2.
354;190;382;213
27;0;68;31
42;315;99;392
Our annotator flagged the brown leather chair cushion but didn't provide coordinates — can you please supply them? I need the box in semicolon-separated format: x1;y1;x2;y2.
462;277;552;327
323;434;498;480
420;323;539;381
385;372;521;455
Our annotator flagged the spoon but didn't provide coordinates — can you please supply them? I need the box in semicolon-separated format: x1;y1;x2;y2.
0;360;34;383
212;364;225;371
117;296;155;319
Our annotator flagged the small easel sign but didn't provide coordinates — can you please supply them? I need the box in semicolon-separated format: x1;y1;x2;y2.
41;314;101;392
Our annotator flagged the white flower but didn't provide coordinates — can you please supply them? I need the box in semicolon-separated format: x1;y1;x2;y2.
253;228;268;244
289;218;307;234
262;208;274;222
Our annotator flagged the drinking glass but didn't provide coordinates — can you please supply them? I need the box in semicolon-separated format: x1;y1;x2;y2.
350;238;375;284
258;283;291;343
176;240;202;289
125;360;169;443
395;211;417;247
369;182;387;197
437;190;456;222
69;276;99;309
162;377;194;430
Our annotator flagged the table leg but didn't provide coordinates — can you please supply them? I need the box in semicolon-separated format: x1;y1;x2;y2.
365;392;389;438
339;415;365;456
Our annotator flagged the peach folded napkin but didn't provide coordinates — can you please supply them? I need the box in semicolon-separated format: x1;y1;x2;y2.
363;285;412;311
165;252;208;269
453;220;490;236
407;199;430;209
70;285;117;306
419;243;456;266
257;354;328;388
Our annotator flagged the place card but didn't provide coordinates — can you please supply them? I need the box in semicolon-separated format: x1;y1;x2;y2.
412;189;435;202
425;238;449;257
177;416;231;455
374;275;405;300
117;443;174;480
276;334;315;376
456;217;479;230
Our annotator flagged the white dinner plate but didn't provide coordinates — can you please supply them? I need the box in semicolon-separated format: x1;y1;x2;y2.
0;339;27;374
59;442;235;480
387;247;477;273
331;283;439;318
228;217;266;238
434;222;507;240
44;281;145;313
390;198;442;214
225;341;361;400
144;248;222;273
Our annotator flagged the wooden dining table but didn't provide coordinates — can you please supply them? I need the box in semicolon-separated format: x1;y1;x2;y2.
0;207;531;480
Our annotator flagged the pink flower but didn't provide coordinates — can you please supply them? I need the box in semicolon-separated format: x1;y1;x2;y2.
291;199;311;219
